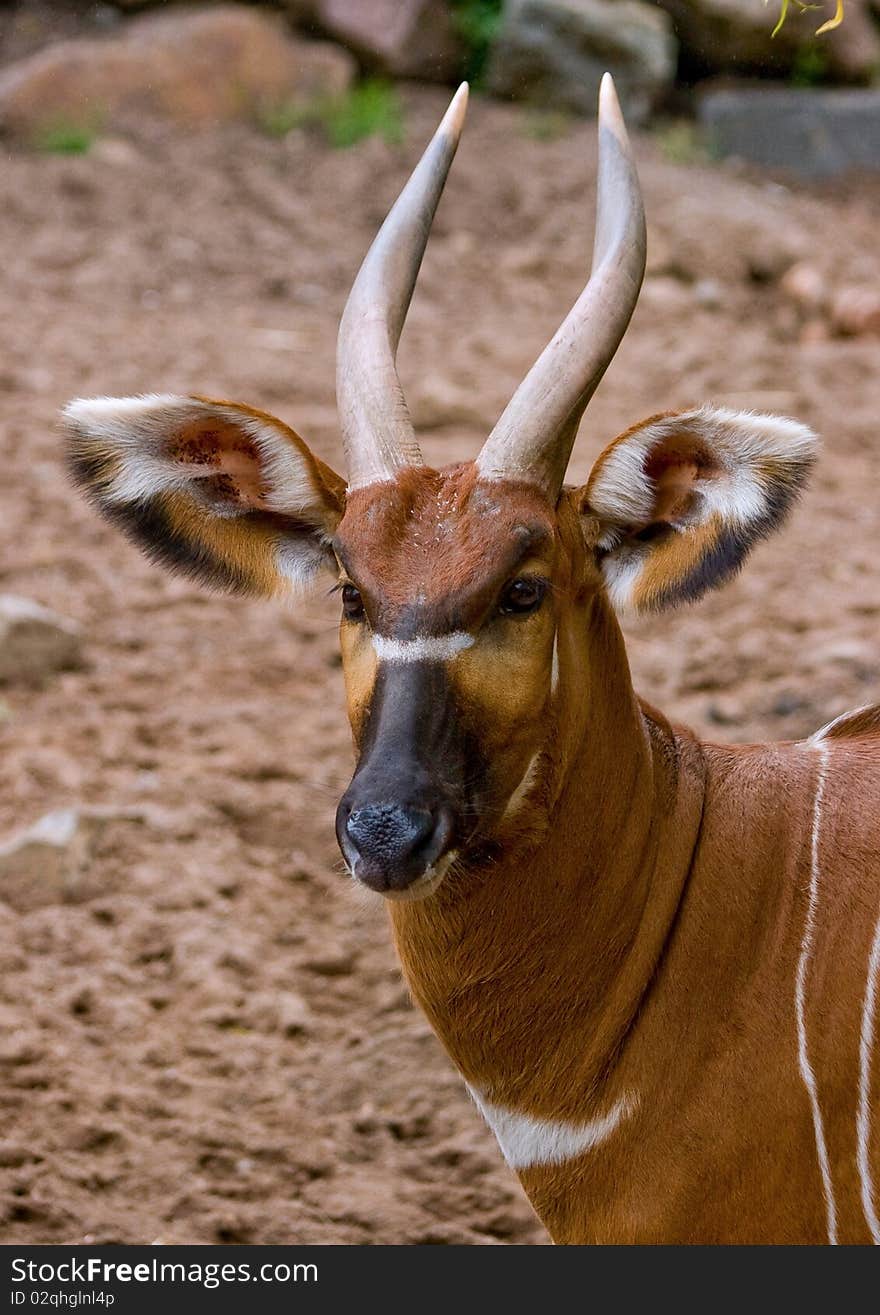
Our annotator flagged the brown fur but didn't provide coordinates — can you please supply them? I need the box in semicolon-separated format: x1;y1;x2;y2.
336;466;555;620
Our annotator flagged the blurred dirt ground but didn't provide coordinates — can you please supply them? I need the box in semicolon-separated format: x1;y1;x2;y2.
0;88;878;1244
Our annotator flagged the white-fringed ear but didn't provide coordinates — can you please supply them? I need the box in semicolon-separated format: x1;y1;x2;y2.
64;395;346;597
578;406;818;614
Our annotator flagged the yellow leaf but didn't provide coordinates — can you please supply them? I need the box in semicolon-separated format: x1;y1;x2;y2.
816;0;845;33
771;0;791;37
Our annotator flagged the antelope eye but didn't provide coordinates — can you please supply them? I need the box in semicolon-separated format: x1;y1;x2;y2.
499;577;546;616
341;583;365;621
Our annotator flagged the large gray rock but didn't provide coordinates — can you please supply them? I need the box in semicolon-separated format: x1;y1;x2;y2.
299;0;463;83
700;87;880;179
0;5;356;141
0;595;82;685
486;0;677;125
656;0;880;85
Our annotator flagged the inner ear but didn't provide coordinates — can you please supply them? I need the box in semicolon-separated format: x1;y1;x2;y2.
171;414;275;514
640;434;720;530
577;404;818;614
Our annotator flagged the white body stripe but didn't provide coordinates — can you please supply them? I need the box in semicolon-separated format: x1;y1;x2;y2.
467;1086;636;1171
857;904;880;1244
795;744;838;1244
807;703;876;746
550;630;560;695
500;749;541;823
372;632;473;663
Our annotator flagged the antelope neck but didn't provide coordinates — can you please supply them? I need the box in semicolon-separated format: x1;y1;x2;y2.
389;596;706;1118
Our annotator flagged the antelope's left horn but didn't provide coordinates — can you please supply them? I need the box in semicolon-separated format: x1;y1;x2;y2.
476;74;646;500
337;83;469;492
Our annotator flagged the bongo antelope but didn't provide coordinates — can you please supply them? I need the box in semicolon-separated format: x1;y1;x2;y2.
64;77;880;1244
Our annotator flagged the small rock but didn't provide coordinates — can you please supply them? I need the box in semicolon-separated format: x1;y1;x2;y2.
0;595;82;686
705;698;744;727
645;227;677;278
0;1031;45;1066
198;1002;247;1031
771;692;808;718
747;245;798;286
780;261;827;314
0;1142;39;1168
277;990;314;1036
411;375;488;431
830;286;880;338
69;1123;126;1154
693;277;723;309
245;988;313;1036
386;1109;432;1141
300;1170;411;1231
353;1101;379;1134
66;985;96;1019
90;136;138;167
813;636;876;666
301;943;356;977
640;275;691;313
799;317;831;345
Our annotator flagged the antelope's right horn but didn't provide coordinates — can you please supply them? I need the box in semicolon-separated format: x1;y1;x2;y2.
336;84;469;492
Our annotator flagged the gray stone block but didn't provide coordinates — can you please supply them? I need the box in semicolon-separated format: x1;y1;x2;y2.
700;88;880;179
487;0;677;126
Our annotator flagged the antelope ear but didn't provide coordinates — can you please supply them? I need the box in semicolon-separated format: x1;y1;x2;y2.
577;406;818;614
64;395;346;597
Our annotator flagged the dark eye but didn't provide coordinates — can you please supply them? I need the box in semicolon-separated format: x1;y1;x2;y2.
499;577;546;616
341;583;365;621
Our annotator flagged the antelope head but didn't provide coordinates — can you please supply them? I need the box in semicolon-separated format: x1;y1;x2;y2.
65;78;817;900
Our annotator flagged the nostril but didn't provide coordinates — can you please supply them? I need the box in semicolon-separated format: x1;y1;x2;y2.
346;803;434;864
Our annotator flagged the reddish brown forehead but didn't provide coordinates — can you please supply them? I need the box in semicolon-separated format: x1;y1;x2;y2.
334;463;557;630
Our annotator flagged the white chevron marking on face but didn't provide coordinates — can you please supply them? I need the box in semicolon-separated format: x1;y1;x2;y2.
466;1087;637;1170
372;632;474;663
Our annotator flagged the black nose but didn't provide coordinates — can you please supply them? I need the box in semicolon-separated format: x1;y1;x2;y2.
338;801;452;892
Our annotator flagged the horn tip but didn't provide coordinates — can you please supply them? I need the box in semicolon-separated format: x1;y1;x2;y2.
443;82;469;139
598;72;626;137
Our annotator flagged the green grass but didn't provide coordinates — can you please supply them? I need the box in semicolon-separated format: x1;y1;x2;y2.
789;43;830;86
34;119;97;154
258;80;404;150
521;108;573;142
653;120;707;167
323;80;404;148
450;0;504;85
257;101;313;139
